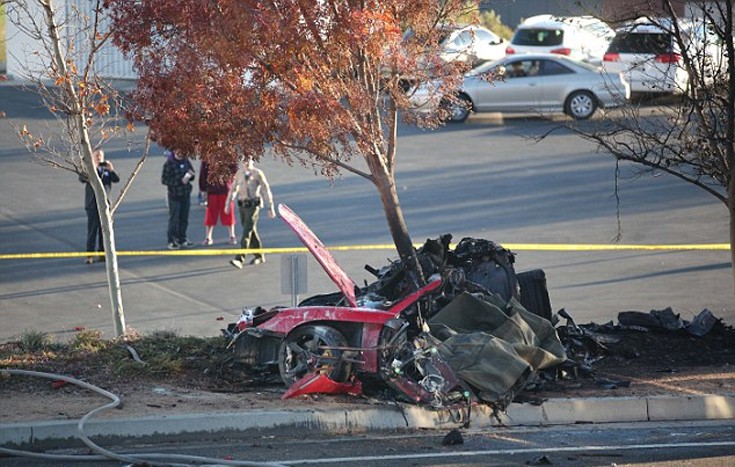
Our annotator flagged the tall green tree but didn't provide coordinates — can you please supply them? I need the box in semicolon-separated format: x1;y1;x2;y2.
104;0;477;288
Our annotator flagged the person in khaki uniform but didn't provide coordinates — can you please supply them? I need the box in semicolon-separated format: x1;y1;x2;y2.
225;159;275;268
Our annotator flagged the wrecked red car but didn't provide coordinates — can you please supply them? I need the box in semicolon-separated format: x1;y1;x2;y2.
224;204;565;407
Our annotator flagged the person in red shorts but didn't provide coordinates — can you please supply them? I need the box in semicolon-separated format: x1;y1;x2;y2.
200;160;238;245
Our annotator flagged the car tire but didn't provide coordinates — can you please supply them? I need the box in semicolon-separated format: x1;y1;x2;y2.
443;94;472;123
565;91;597;120
278;324;351;386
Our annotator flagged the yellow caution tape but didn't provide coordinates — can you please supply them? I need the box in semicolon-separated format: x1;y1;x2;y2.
0;243;729;260
500;243;731;251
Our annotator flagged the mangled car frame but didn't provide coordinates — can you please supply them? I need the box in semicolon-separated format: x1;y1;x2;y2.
224;204;566;408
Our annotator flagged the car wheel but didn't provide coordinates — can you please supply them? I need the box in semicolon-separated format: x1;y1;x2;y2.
443;94;472;123
565;91;597;120
278;324;351;386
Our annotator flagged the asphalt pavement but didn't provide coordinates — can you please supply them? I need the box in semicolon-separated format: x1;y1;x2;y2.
1;81;733;454
0;81;731;342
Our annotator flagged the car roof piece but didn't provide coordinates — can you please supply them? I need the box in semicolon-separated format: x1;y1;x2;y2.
522;14;556;25
278;203;357;307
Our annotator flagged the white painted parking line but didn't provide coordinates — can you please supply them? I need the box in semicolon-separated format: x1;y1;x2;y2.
281;441;735;464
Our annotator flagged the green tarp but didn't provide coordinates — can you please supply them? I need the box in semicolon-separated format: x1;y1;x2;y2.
429;292;567;404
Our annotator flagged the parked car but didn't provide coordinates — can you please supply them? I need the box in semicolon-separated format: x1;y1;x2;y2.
601;17;725;95
437;24;508;65
409;53;630;122
506;15;614;64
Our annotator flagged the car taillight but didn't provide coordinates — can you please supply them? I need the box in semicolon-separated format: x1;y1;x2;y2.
603;52;620;62
505;46;515;54
551;47;572;55
656;53;681;64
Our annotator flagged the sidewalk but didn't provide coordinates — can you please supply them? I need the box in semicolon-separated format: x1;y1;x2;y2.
2;391;734;448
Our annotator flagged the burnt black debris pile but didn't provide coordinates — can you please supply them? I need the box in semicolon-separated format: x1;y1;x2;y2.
529;307;735;394
360;236;566;408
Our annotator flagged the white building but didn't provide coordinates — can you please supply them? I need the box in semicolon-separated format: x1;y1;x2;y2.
4;0;135;81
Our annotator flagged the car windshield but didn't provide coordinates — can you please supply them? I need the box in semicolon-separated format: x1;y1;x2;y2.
607;32;672;54
513;28;564;46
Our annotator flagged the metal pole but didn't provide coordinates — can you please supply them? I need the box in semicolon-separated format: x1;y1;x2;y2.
290;254;298;307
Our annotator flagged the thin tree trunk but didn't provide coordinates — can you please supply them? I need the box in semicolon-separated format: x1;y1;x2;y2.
41;0;126;336
99;200;125;337
367;156;425;290
729;177;735;306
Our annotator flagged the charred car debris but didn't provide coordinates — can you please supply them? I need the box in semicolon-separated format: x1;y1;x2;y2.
222;204;731;413
222;204;568;412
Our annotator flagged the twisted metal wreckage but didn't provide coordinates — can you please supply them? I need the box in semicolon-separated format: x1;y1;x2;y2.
223;204;567;412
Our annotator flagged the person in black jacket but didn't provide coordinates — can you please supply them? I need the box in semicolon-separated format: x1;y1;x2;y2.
161;150;195;249
79;150;119;264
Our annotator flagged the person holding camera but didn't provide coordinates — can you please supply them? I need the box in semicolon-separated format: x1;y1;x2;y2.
161;149;196;250
225;158;275;268
79;149;120;264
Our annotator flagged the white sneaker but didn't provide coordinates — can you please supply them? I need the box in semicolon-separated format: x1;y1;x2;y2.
180;240;194;248
167;242;180;250
229;259;243;269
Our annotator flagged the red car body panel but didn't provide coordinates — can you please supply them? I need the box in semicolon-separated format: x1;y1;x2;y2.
232;205;447;386
257;205;444;375
278;203;358;307
282;373;363;399
257;306;397;334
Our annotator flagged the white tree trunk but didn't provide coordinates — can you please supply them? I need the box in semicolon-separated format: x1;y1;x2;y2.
39;0;127;336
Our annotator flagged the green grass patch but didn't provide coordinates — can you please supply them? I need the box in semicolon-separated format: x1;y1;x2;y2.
1;328;228;387
19;329;53;353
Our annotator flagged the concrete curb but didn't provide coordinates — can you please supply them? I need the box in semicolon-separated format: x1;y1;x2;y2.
2;394;734;447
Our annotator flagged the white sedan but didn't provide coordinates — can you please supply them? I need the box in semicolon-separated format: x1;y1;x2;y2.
438;25;507;65
411;53;630;121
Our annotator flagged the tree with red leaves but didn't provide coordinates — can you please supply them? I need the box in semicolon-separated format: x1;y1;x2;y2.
104;0;476;287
